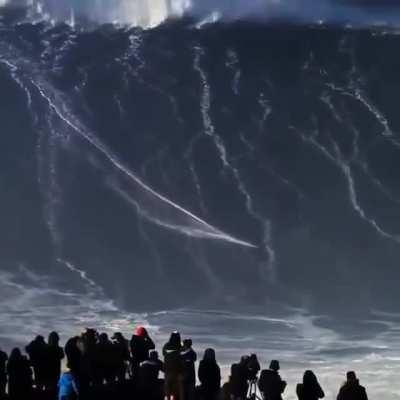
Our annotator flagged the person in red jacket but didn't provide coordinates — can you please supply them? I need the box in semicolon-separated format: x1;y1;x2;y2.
130;326;155;378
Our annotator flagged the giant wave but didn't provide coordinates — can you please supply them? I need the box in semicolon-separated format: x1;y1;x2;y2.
1;3;400;399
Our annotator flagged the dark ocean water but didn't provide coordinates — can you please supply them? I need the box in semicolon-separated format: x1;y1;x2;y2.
1;2;400;398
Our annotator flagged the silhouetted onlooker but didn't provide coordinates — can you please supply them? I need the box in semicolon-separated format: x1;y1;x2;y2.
182;339;197;400
296;370;325;400
58;367;79;400
130;326;155;377
7;348;33;399
138;350;164;400
163;331;184;400
47;331;65;390
198;348;221;400
247;354;261;381
0;348;7;399
26;335;48;390
337;371;368;400
221;379;232;400
94;333;115;384
111;332;130;382
65;337;82;376
230;356;250;400
258;360;286;400
80;328;98;388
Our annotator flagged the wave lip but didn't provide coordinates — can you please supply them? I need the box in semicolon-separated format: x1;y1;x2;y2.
3;0;400;29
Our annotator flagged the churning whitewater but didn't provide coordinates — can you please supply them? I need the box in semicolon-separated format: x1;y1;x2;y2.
2;1;400;399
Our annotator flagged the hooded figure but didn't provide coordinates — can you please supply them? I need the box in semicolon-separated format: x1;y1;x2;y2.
258;360;287;400
296;370;325;400
198;348;221;400
337;372;368;400
163;331;184;400
7;348;33;399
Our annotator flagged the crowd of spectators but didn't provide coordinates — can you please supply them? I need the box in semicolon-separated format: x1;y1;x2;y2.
0;327;369;400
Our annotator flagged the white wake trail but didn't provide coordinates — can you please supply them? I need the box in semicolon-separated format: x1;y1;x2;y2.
27;78;255;248
111;184;254;247
258;92;272;131
194;45;276;277
296;127;400;243
0;59;33;111
184;132;209;216
320;91;400;207
326;83;394;138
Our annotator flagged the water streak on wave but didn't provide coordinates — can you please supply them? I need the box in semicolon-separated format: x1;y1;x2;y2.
26;77;256;248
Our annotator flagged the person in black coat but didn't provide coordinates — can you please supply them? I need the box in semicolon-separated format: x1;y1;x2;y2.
46;331;64;390
181;339;197;400
138;350;164;400
230;356;250;400
64;337;82;376
337;371;368;400
26;335;48;390
0;348;7;399
94;333;115;384
198;348;221;400
296;370;325;400
7;348;33;400
163;331;184;400
258;360;287;400
112;332;130;382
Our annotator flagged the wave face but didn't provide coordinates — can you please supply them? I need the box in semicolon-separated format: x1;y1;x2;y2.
2;4;400;399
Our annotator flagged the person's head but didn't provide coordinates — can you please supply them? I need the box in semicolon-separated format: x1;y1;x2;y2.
183;339;192;349
10;348;22;360
240;355;249;365
249;353;258;362
99;333;109;343
269;360;280;371
303;370;317;385
67;336;79;346
346;371;358;383
112;332;124;342
168;331;181;347
134;326;148;338
48;331;60;346
35;335;46;344
203;348;216;362
84;328;97;342
149;350;159;361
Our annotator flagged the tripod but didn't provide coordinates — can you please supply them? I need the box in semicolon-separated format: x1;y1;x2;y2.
247;378;263;400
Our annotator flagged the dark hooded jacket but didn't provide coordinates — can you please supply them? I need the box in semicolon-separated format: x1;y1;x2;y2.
337;379;368;400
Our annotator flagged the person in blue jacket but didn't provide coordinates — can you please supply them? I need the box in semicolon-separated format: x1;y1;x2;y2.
58;366;79;400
